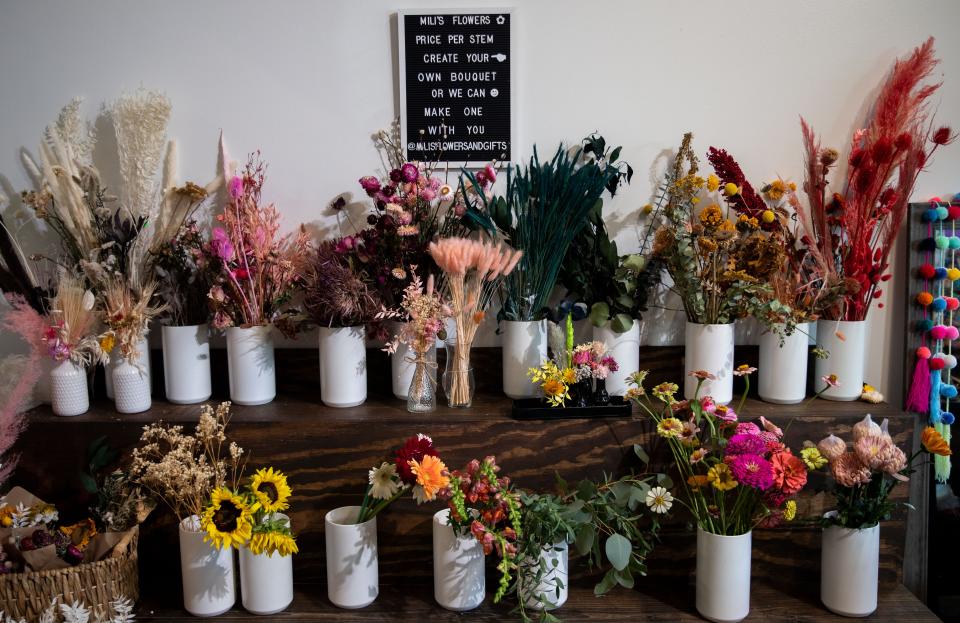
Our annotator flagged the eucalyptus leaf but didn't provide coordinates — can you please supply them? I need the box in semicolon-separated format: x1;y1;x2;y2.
595;568;618;596
575;523;596;556
633;444;649;464
604;533;631;571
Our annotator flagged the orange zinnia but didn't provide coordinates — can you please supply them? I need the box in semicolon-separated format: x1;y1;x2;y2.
922;427;952;456
409;454;450;500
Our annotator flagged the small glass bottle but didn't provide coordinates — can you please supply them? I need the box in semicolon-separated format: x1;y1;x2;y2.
407;354;436;412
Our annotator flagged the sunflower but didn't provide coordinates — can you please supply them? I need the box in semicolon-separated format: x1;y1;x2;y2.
202;488;253;550
249;530;299;557
250;467;292;513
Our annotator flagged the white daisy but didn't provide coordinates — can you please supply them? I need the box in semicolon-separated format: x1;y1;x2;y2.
367;462;400;500
411;485;429;505
645;486;673;514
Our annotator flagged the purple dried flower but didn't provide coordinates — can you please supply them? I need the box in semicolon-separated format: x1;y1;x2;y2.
400;163;419;183
359;176;382;196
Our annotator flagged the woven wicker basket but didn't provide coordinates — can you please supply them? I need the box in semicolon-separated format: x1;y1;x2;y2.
0;526;139;620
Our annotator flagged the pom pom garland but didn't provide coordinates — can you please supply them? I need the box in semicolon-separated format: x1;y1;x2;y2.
944;354;958;369
917;292;934;306
950;237;960;250
942;412;956;425
930;358;947;371
935;267;949;280
948;297;960;311
932;296;947;311
919;264;937;279
920;237;937;251
917;346;932;359
948;326;960;341
936;235;950;249
924;208;941;222
916;319;934;332
951;206;960;220
938;206;950;220
931;325;949;340
948;268;960;281
941;385;959;399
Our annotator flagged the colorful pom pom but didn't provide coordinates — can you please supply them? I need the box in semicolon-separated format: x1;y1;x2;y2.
938;206;950;220
942;412;956;425
917;292;934;306
924;208;940;222
951;206;960;220
936;235;950;249
943;354;958;369
931;325;948;340
919;264;937;279
932;297;948;311
917;346;933;359
941;385;958;399
930;358;946;370
935;268;949;280
949;268;960;281
947;297;960;310
916;319;934;332
950;237;960;249
920;237;937;251
947;326;960;341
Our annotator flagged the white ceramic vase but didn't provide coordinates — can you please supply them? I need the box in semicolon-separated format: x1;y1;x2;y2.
696;528;751;623
758;322;811;404
814;319;866;401
239;514;294;615
821;520;880;617
105;336;150;400
391;336;436;400
432;509;485;611
325;506;378;609
179;515;236;617
502;320;547;399
162;324;212;404
521;542;569;611
593;320;640;396
684;322;734;404
318;326;367;407
112;359;152;414
226;326;276;406
50;360;89;417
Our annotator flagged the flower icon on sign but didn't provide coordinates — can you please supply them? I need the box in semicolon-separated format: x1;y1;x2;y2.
496;15;505;24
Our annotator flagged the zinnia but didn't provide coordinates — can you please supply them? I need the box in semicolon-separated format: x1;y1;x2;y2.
727;454;775;490
770;451;807;495
725;433;766;456
657;417;684;438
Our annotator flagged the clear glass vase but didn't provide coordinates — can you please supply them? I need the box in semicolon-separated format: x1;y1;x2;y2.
442;336;475;408
407;354;436;413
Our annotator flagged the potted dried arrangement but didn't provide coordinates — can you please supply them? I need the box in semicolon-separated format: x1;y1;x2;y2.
327;434;448;609
461;135;632;400
130;402;245;617
796;38;954;400
809;417;950;617
207;151;310;406
429;238;521;407
648;133;778;404
627;367;808;623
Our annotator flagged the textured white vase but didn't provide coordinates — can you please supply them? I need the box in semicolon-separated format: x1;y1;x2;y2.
226;326;276;406
319;326;367;407
325;506;378;609
502;320;547;399
821;520;880;617
105;336;150;400
814;320;866;401
50;360;89;417
391;335;436;399
758;322;811;404
593;321;640;396
696;528;751;623
112;360;152;414
521;542;569;611
684;322;734;404
432;509;485;611
239;514;294;615
162;324;212;404
179;516;236;617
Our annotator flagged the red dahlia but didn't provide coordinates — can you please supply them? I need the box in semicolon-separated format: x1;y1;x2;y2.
395;434;438;484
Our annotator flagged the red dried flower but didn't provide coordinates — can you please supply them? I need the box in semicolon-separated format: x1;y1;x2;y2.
848;148;868;168
894;132;913;151
870;137;894;163
933;126;954;145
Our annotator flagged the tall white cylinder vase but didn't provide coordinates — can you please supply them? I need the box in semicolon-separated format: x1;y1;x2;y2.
502;320;547;399
521;542;569;611
821;520;880;617
50;360;89;417
684;322;734;404
113;360;152;414
319;326;367;407
696;528;751;623
226;326;276;406
814;320;866;401
391;336;436;399
179;515;236;617
105;336;151;400
432;509;485;611
758;322;812;404
593;321;640;396
162;324;212;404
325;506;378;609
239;514;294;615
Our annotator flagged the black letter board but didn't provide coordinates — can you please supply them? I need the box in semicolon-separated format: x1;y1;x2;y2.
398;9;513;166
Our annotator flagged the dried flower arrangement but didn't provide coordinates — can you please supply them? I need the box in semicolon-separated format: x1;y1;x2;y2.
359;434;449;524
151;219;216;327
100;278;164;364
797;37;954;322
43;276;110;368
303;238;382;330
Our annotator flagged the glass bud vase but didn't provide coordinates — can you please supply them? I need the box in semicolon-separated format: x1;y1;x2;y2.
574;379;591;408
407;354;436;413
442;336;475;408
593;378;610;406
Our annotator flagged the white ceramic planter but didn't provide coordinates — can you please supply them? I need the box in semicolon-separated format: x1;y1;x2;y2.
684;322;734;404
226;326;276;406
814;320;866;401
105;336;151;400
758;322;811;404
502;320;548;399
239;514;294;615
696;528;751;623
391;337;436;400
319;326;367;407
325;505;378;609
112;360;152;414
162;324;212;404
50;360;89;417
821;520;880;617
521;542;569;611
432;509;485;611
593;320;640;396
179;515;236;617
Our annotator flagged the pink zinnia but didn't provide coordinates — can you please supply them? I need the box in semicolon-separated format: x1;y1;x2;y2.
725;433;766;457
713;404;737;423
700;396;716;413
735;422;761;436
727;454;775;490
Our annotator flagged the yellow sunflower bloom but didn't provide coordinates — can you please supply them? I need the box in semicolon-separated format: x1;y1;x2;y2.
249;530;299;557
202;488;253;550
250;467;292;513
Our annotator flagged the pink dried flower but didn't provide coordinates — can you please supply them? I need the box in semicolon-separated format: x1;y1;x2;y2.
831;452;872;487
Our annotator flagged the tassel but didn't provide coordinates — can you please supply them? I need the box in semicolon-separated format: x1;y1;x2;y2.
934;421;952;483
906;356;931;413
930;368;942;425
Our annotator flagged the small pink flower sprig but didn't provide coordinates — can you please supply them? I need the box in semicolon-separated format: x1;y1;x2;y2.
376;269;451;358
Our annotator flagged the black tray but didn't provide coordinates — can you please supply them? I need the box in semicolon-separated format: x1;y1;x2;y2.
511;397;633;420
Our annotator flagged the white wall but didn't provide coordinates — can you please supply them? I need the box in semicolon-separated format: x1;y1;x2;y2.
3;0;960;403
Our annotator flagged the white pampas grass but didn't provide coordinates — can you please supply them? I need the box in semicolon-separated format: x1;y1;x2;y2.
110;88;171;220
